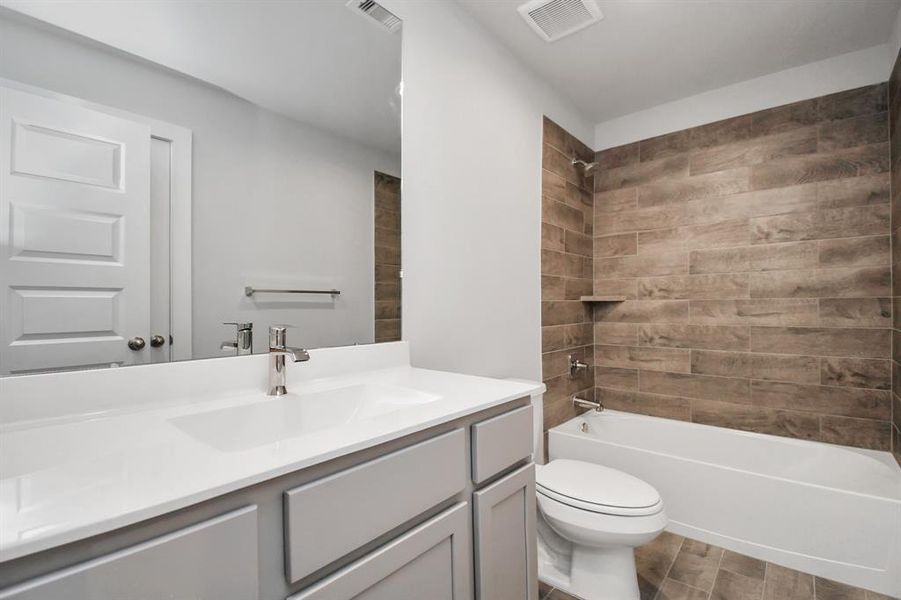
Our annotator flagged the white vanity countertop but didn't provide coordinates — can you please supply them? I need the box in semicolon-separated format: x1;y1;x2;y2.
0;343;543;562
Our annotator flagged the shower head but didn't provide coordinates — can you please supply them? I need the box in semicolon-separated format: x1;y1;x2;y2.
571;157;598;174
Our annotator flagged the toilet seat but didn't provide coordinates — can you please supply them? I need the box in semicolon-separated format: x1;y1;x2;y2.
536;459;663;517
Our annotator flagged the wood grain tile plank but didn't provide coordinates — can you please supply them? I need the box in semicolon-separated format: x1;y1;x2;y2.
750;353;821;384
818;235;890;268
819;298;892;328
692;398;820;440
640;130;690;162
750;326;891;358
818;112;888;152
595;366;638;391
690;299;818;326
541;301;590;326
564;230;592;256
596;142;640;170
751;204;890;244
594;184;818;235
750;98;819;137
690;242;818;274
637;219;749;254
750;380;891;420
638;167;750;208
640;371;749;402
595;345;691;373
749;143;889;190
594;299;690;323
597;153;689;191
595;253;689;278
541;275;565;301
595;233;637;257
689;114;752;149
817;172;890;208
640;324;750;351
595;388;693;421
749;266;890;298
542;223;565;252
593;278;639;299
690;127;817;175
820;357;891;390
817;83;888;122
594;187;638;213
594;322;639;345
691;350;751;378
639;274;750;300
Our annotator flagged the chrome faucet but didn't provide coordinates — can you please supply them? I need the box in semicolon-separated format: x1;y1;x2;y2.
268;325;310;396
221;322;253;356
569;354;589;376
572;395;604;413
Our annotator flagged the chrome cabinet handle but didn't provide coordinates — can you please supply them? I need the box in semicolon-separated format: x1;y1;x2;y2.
150;335;166;348
127;337;146;351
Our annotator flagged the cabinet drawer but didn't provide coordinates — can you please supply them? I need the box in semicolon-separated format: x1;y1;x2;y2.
289;502;472;600
471;405;532;484
0;506;258;600
284;429;466;583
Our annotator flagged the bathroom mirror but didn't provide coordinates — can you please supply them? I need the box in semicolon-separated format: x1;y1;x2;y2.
0;1;402;376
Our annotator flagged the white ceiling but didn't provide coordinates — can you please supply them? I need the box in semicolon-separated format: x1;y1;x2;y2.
1;0;402;155
458;0;900;124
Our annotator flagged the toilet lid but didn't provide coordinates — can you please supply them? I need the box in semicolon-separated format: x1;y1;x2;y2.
536;459;662;516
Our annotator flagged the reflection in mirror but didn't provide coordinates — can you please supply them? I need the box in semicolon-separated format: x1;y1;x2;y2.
0;1;402;376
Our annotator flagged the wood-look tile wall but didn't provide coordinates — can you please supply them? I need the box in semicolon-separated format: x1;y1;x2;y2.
593;84;894;451
541;118;595;431
891;50;901;466
374;172;401;343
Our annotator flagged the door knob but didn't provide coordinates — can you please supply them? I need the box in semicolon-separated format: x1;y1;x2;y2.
150;335;166;348
127;337;146;351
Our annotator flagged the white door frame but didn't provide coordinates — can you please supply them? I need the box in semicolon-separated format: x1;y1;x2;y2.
0;77;193;361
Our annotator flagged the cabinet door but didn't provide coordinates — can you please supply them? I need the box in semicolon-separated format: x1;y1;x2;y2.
473;464;537;600
0;506;258;600
290;502;472;600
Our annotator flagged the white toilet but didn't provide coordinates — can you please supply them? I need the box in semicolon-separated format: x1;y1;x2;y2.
522;387;668;600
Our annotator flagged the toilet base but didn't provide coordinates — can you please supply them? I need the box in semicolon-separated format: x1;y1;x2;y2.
569;544;640;600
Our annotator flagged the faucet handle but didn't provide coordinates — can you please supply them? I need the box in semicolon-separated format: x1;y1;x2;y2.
223;322;253;331
269;324;295;348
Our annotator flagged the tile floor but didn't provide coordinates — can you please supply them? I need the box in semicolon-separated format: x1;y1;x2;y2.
538;532;897;600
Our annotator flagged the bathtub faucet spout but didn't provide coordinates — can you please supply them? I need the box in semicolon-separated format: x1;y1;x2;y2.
572;395;604;413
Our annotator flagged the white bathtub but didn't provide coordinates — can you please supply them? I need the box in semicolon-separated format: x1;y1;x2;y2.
548;410;901;597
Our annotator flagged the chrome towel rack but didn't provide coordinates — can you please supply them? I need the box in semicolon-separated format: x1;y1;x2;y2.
244;286;340;297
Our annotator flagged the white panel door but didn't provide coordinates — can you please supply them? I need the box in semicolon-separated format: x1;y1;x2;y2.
0;86;151;375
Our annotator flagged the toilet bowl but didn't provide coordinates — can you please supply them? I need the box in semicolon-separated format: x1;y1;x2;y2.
536;459;668;600
505;382;668;599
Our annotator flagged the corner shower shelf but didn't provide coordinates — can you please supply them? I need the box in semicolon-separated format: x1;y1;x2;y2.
580;296;627;303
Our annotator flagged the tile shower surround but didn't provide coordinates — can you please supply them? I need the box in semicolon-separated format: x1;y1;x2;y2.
890;48;901;466
542;82;899;455
541;117;596;433
374;172;401;343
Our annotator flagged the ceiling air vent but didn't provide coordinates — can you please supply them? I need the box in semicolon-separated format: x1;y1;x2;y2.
346;0;402;34
518;0;603;42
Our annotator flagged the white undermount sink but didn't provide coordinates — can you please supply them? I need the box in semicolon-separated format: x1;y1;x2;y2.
169;383;442;452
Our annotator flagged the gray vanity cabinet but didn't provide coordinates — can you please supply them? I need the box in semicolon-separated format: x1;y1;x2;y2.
284;429;466;583
0;506;259;600
290;502;472;600
0;397;536;600
472;464;537;600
